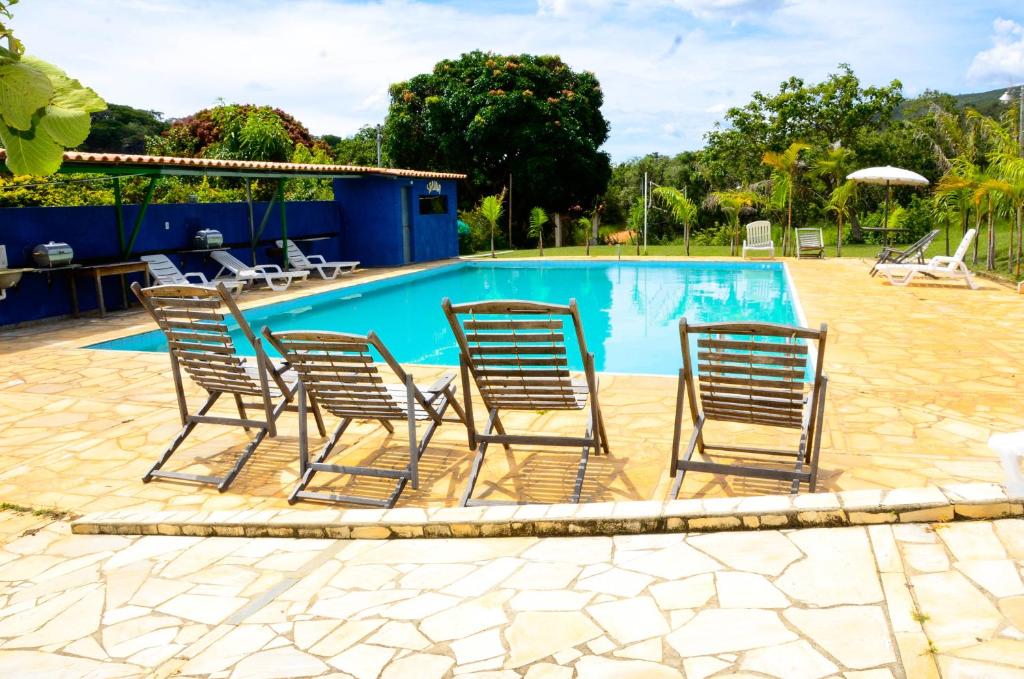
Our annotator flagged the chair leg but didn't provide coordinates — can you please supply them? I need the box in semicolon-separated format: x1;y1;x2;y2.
670;417;705;499
289;417;351;504
406;375;419;491
572;417;594;503
460;408;498;507
233;394;250;432
143;392;220;482
491;412;513;452
217;426;271;492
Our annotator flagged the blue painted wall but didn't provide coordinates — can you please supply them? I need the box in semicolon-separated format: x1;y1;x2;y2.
0;176;459;326
334;176;459;267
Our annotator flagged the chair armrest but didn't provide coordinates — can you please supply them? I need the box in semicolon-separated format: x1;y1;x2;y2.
253;264;284;273
928;256;954;265
306;254;328;264
183;272;210;284
424;371;457;396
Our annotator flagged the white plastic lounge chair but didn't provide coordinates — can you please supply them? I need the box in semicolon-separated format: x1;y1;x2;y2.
276;239;359;280
442;298;610;506
669;319;829;497
875;229;978;289
131;282;303;491
742;221;774;259
141;254;244;297
211;250;308;292
263;328;466;508
989;432;1024;496
795;228;824;259
870;229;939;277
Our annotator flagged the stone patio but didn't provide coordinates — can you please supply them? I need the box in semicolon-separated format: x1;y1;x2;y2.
1;508;1022;677
0;257;1020;517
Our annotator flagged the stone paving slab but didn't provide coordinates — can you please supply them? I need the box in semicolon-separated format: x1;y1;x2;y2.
71;482;1023;539
3;509;1024;677
1;258;1021;519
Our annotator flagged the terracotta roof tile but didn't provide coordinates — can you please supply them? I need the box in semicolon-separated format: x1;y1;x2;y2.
0;149;466;180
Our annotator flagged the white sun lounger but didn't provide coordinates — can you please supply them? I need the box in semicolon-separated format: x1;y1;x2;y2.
875;229;978;289
276;239;359;280
141;254;244;296
990;432;1024;496
211;250;308;292
742;221;774;259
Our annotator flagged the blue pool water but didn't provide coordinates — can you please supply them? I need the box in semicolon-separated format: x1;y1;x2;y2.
91;260;801;376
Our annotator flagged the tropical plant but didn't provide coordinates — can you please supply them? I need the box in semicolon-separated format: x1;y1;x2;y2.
706;189;761;256
478;189;506;258
0;0;106;175
825;179;857;256
762;141;810;255
652;186;698;255
528;206;549;256
936;159;984;263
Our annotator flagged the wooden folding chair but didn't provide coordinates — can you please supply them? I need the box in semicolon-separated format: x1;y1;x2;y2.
442;298;610;506
670;319;828;497
795;228;825;259
263;329;466;508
132;282;305;491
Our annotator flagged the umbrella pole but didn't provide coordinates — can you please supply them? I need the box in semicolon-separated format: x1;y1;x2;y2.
883;182;891;248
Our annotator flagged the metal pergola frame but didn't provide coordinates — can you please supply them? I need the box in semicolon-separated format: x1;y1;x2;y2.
56;161;367;267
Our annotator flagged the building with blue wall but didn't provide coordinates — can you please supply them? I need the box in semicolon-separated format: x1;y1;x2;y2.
0;152;463;326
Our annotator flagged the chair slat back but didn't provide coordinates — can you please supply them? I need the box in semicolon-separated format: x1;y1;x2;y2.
797;228;823;248
281;240;311;268
682;320;827;431
134;284;265;396
265;330;408;420
745;221;772;247
444;299;588;411
895;229;939;263
142;255;188;285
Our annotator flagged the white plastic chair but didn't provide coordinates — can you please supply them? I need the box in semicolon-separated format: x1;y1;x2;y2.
990;433;1024;496
276;239;359;280
742;221;774;259
875;229;978;289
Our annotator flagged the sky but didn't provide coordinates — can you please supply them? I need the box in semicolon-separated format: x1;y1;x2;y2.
14;0;1024;161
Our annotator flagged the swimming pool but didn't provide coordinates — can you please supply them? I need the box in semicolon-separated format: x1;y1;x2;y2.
92;260;802;376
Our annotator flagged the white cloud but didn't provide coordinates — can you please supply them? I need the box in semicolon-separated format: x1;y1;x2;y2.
968;18;1024;83
10;0;1009;162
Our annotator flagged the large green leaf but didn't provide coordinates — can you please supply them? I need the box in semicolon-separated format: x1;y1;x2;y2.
23;56;106;113
0;61;52;130
0;119;63;175
38;104;90;146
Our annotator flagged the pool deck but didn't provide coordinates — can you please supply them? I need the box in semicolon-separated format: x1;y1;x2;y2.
1;509;1022;677
0;256;1021;516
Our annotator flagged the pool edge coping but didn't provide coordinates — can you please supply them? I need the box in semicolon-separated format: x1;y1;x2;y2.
71;482;1020;539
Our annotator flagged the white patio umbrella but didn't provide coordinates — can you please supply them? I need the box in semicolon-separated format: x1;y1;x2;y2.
846;166;929;238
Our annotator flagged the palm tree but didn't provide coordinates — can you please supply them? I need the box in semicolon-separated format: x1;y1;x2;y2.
578;216;593;256
707;189;761;256
825;180;857;257
652;186;699;256
528;206;548;256
479;189;506;258
975;177;1005;270
935;159;983;262
979;110;1024;276
762;141;810;256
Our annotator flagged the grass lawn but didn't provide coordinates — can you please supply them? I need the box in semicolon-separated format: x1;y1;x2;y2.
488;228;1024;283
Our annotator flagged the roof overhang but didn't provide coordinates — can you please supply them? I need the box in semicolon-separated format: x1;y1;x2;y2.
0;150;467;181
